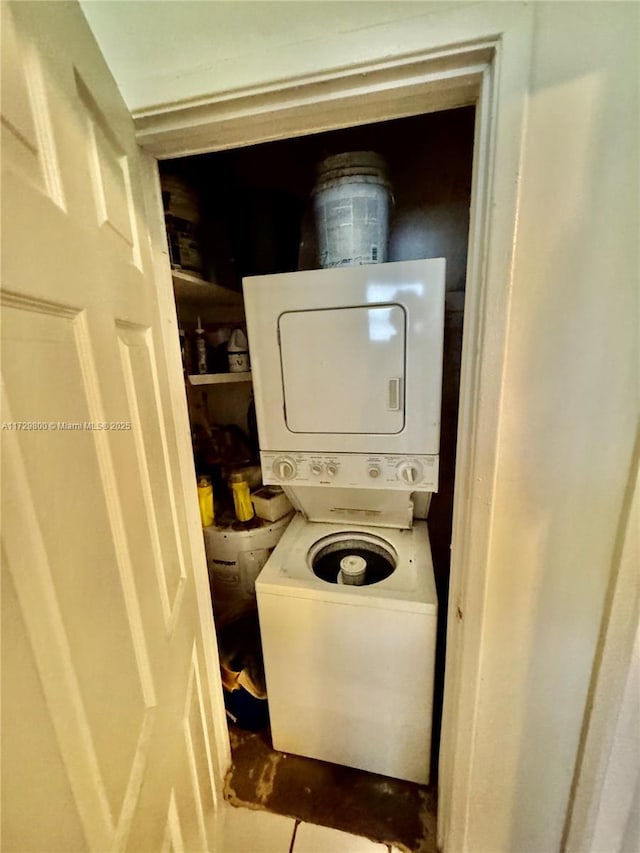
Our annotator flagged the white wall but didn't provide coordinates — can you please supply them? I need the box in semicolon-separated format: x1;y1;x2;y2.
79;0;475;113
81;2;639;850
468;3;638;849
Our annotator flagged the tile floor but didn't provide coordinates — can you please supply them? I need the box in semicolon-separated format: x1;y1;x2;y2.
219;802;404;852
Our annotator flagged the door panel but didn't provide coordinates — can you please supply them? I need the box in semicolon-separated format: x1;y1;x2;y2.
0;3;227;850
279;305;406;434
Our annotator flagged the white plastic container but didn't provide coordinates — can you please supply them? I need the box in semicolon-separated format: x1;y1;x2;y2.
251;486;293;522
227;328;250;373
312;152;391;268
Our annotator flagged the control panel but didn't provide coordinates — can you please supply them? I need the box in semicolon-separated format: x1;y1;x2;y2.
260;451;439;492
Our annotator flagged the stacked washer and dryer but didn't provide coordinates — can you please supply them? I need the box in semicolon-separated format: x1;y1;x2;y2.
243;258;445;785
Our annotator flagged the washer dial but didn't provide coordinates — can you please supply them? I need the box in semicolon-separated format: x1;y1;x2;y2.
273;456;297;480
396;460;423;486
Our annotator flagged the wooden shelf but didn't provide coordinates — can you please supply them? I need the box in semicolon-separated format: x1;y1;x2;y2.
172;270;243;308
188;371;252;386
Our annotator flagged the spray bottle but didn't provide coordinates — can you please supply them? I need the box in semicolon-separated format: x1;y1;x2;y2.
195;316;207;375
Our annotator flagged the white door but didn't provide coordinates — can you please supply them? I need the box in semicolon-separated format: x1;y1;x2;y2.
1;3;229;851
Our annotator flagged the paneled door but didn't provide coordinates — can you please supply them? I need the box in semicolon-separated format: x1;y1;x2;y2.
1;2;229;850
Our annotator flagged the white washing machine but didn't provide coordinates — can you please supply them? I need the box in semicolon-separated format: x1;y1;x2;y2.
256;515;437;784
243;259;446;785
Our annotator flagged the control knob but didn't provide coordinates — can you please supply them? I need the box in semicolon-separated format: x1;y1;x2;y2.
368;464;382;479
310;462;324;476
326;462;339;477
273;456;297;481
397;461;423;486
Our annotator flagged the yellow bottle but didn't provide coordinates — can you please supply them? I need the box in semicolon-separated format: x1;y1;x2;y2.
197;475;215;527
230;472;254;522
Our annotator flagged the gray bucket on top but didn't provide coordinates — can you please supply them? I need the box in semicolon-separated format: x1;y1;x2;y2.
312;152;392;268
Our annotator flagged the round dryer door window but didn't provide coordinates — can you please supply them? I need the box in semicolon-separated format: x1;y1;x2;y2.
308;532;397;586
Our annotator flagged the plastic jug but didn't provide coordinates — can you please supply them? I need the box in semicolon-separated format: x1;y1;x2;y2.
227;329;250;373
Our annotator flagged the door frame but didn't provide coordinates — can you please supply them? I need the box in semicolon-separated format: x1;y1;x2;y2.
135;5;534;849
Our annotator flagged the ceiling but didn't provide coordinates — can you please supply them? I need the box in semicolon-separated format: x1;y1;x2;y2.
79;1;458;113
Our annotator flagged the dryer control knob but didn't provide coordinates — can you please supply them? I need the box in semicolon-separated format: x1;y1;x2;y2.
274;457;297;480
397;461;423;485
368;465;382;478
326;462;339;477
310;463;324;476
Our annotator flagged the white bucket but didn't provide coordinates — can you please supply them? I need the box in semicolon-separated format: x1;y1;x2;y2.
313;152;391;268
204;514;292;624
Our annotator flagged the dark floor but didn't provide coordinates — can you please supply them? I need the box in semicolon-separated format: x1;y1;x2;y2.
223;724;438;853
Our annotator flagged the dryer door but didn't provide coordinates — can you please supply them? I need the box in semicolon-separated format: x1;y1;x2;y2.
279;304;405;434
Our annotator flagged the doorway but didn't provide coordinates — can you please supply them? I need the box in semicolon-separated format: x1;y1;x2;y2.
159;104;474;848
138;26;531;849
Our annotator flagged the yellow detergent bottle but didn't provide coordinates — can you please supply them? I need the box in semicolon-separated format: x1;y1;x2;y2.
230;472;254;522
197;475;215;527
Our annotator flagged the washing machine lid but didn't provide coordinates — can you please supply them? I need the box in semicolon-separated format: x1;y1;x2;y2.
255;515;437;613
